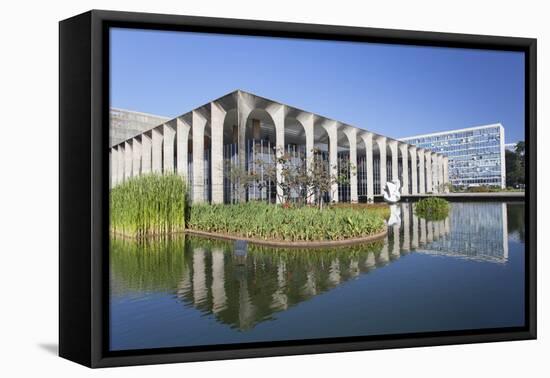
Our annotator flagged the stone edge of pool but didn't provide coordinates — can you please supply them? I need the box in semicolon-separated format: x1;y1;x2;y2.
111;227;388;248
184;227;388;248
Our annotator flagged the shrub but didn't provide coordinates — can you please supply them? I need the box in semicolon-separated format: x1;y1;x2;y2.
414;197;450;221
187;202;386;242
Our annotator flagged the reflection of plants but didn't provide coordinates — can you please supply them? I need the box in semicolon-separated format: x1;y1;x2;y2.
188;201;385;241
110;236;187;294
415;197;450;221
110;174;187;237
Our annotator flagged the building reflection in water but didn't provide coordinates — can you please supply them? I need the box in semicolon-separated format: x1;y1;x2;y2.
111;202;510;332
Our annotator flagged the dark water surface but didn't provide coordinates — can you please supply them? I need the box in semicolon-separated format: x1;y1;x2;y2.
110;201;525;351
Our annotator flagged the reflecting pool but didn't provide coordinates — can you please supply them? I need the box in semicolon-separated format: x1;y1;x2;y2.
110;201;525;351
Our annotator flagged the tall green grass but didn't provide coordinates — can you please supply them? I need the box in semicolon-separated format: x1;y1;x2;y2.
110;174;187;237
188;202;386;241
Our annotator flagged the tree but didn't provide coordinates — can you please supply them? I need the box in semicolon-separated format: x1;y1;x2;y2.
505;141;525;188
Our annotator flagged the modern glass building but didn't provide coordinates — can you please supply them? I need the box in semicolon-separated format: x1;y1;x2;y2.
401;124;506;189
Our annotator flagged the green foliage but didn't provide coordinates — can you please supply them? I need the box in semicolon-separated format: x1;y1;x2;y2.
505;143;525;188
414;197;450;221
187;202;386;242
110;174;187;237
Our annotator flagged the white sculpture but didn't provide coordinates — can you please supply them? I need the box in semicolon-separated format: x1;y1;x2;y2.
383;179;401;203
387;204;401;227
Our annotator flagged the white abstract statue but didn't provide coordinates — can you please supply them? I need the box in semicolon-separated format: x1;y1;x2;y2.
387;204;401;227
383;179;401;203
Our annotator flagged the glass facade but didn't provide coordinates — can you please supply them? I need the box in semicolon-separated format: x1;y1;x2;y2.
402;124;505;188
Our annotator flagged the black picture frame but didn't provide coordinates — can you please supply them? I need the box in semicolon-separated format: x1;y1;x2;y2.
59;9;537;368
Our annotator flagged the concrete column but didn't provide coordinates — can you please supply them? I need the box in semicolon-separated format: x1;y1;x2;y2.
268;104;285;204
438;154;445;192
301;114;314;203
141;133;152;175
237;95;252;203
361;133;374;202
176;118;190;179
326;122;338;203
151;127;163;174
163;123;176;174
132;137;141;177
109;149;115;188
389;140;398;182
345;128;358;202
443;156;449;191
192;110;207;203
432;153;439;193
409;146;417;195
399;143;409;195
117;145;124;184
111;147;118;187
376;136;387;194
211;102;226;204
425;151;432;193
124;140;132;181
417;148;425;194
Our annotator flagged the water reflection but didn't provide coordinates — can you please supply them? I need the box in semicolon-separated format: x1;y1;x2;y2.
174;240;386;330
111;202;517;336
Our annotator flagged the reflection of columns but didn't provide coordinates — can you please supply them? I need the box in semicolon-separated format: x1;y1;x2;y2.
402;203;410;251
211;248;226;314
163;123;176;174
412;211;419;249
418;148;425;194
326;122;339;203
427;221;433;242
425;151;432;193
432;153;439;193
365;251;376;268
151;127;163;174
271;105;285;204
399;143;409;194
211;102;226;204
345;128;358;203
410;146;417;195
389;140;398;182
192;110;207;203
124;140;133;181
272;260;288;310
433;220;440;240
376;136;387;194
176;118;190;180
132;137;141;177
502;203;509;260
141;133;152;175
329;259;341;285
392;224;400;258
362;133;374;202
378;235;389;263
192;248;207;305
420;217;427;244
444;216;450;235
109;150;114;188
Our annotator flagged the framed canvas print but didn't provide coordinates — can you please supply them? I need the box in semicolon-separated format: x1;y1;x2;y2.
59;10;536;368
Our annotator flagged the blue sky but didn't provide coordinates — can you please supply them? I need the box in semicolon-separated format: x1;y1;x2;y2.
110;28;525;143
